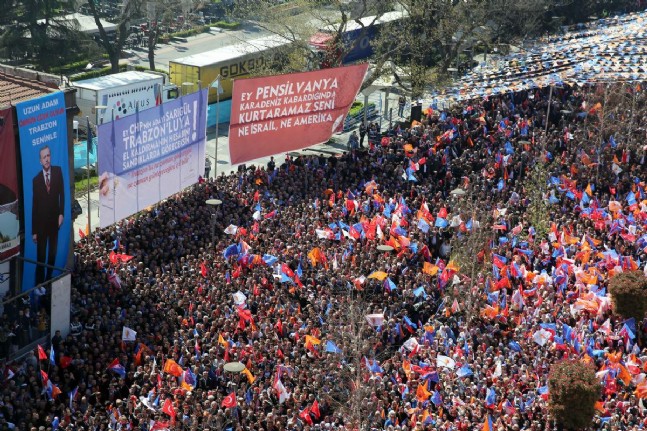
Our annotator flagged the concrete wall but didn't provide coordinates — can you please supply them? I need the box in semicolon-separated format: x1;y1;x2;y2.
50;274;71;339
0;260;8;315
0;64;64;88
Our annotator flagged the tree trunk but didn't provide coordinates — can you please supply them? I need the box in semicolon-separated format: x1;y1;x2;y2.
110;51;121;73
148;26;158;70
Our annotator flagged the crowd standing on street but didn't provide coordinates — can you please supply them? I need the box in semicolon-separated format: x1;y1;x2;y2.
2;84;647;431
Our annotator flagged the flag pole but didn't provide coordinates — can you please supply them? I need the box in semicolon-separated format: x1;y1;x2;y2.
86;116;91;236
90;106;107;235
210;74;222;179
544;85;554;137
215;76;220;179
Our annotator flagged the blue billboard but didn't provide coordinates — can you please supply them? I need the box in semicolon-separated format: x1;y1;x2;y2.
97;89;207;228
16;92;71;292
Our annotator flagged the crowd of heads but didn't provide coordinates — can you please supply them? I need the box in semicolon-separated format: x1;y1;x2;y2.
2;82;647;431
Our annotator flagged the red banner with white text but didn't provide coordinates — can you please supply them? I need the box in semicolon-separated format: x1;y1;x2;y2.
0;107;19;260
229;63;368;164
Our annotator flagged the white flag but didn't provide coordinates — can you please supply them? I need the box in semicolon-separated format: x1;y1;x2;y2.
224;224;238;235
402;337;420;352
252;210;261;221
436;355;456;369
273;378;290;404
532;329;552;346
211;77;224;95
376;224;384;239
365;313;384;327
493;360;502;378
122;326;137;341
233;291;247;306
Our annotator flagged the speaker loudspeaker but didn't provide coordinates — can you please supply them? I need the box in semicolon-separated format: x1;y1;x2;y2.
410;105;422;122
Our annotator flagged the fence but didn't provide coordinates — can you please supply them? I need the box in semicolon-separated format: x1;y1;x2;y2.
343;103;378;132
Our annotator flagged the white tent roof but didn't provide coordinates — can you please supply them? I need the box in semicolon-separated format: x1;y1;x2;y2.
37;13;117;34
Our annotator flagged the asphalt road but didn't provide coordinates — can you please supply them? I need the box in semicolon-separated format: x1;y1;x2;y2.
125;24;270;71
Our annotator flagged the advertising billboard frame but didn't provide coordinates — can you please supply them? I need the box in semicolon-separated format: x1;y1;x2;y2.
228;63;368;165
97;89;208;228
16;92;71;292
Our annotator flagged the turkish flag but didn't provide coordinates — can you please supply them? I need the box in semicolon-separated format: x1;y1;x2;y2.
200;262;208;277
237;308;253;322
161;398;176;419
150;421;170;431
222;392;237;408
40;370;48;386
59;356;73;369
116;253;134;262
232;265;242;279
37;345;47;361
299;407;313;425
311;400;321;419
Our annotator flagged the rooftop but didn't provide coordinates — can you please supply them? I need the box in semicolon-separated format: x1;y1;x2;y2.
171;34;293;68
36;13;117;34
71;71;163;91
0;72;55;107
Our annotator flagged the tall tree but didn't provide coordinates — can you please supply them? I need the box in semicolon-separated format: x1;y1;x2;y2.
548;360;599;430
609;270;647;322
0;0;89;70
144;0;181;71
86;0;143;73
234;0;399;89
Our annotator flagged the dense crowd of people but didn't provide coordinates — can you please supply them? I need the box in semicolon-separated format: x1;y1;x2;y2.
1;82;647;431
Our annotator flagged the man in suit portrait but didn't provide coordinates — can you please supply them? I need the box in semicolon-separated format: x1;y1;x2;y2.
32;145;64;285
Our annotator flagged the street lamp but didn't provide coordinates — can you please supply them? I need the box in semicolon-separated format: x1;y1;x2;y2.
87;105;107;236
205;198;222;245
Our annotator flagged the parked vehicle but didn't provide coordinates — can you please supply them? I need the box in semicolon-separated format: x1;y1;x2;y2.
71;71;179;131
168;34;291;124
309;10;407;67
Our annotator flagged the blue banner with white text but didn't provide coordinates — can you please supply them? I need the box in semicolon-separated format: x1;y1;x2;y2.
16;92;71;292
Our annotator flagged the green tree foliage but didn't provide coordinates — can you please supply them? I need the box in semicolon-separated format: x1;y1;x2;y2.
609;271;647;322
233;0;397;88
522;158;549;239
86;0;143;73
548;360;599;430
0;0;97;71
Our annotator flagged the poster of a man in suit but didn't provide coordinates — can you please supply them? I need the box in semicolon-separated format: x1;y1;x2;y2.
32;145;64;285
16;91;71;292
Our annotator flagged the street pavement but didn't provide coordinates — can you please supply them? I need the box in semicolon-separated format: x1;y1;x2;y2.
126;24;270;71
